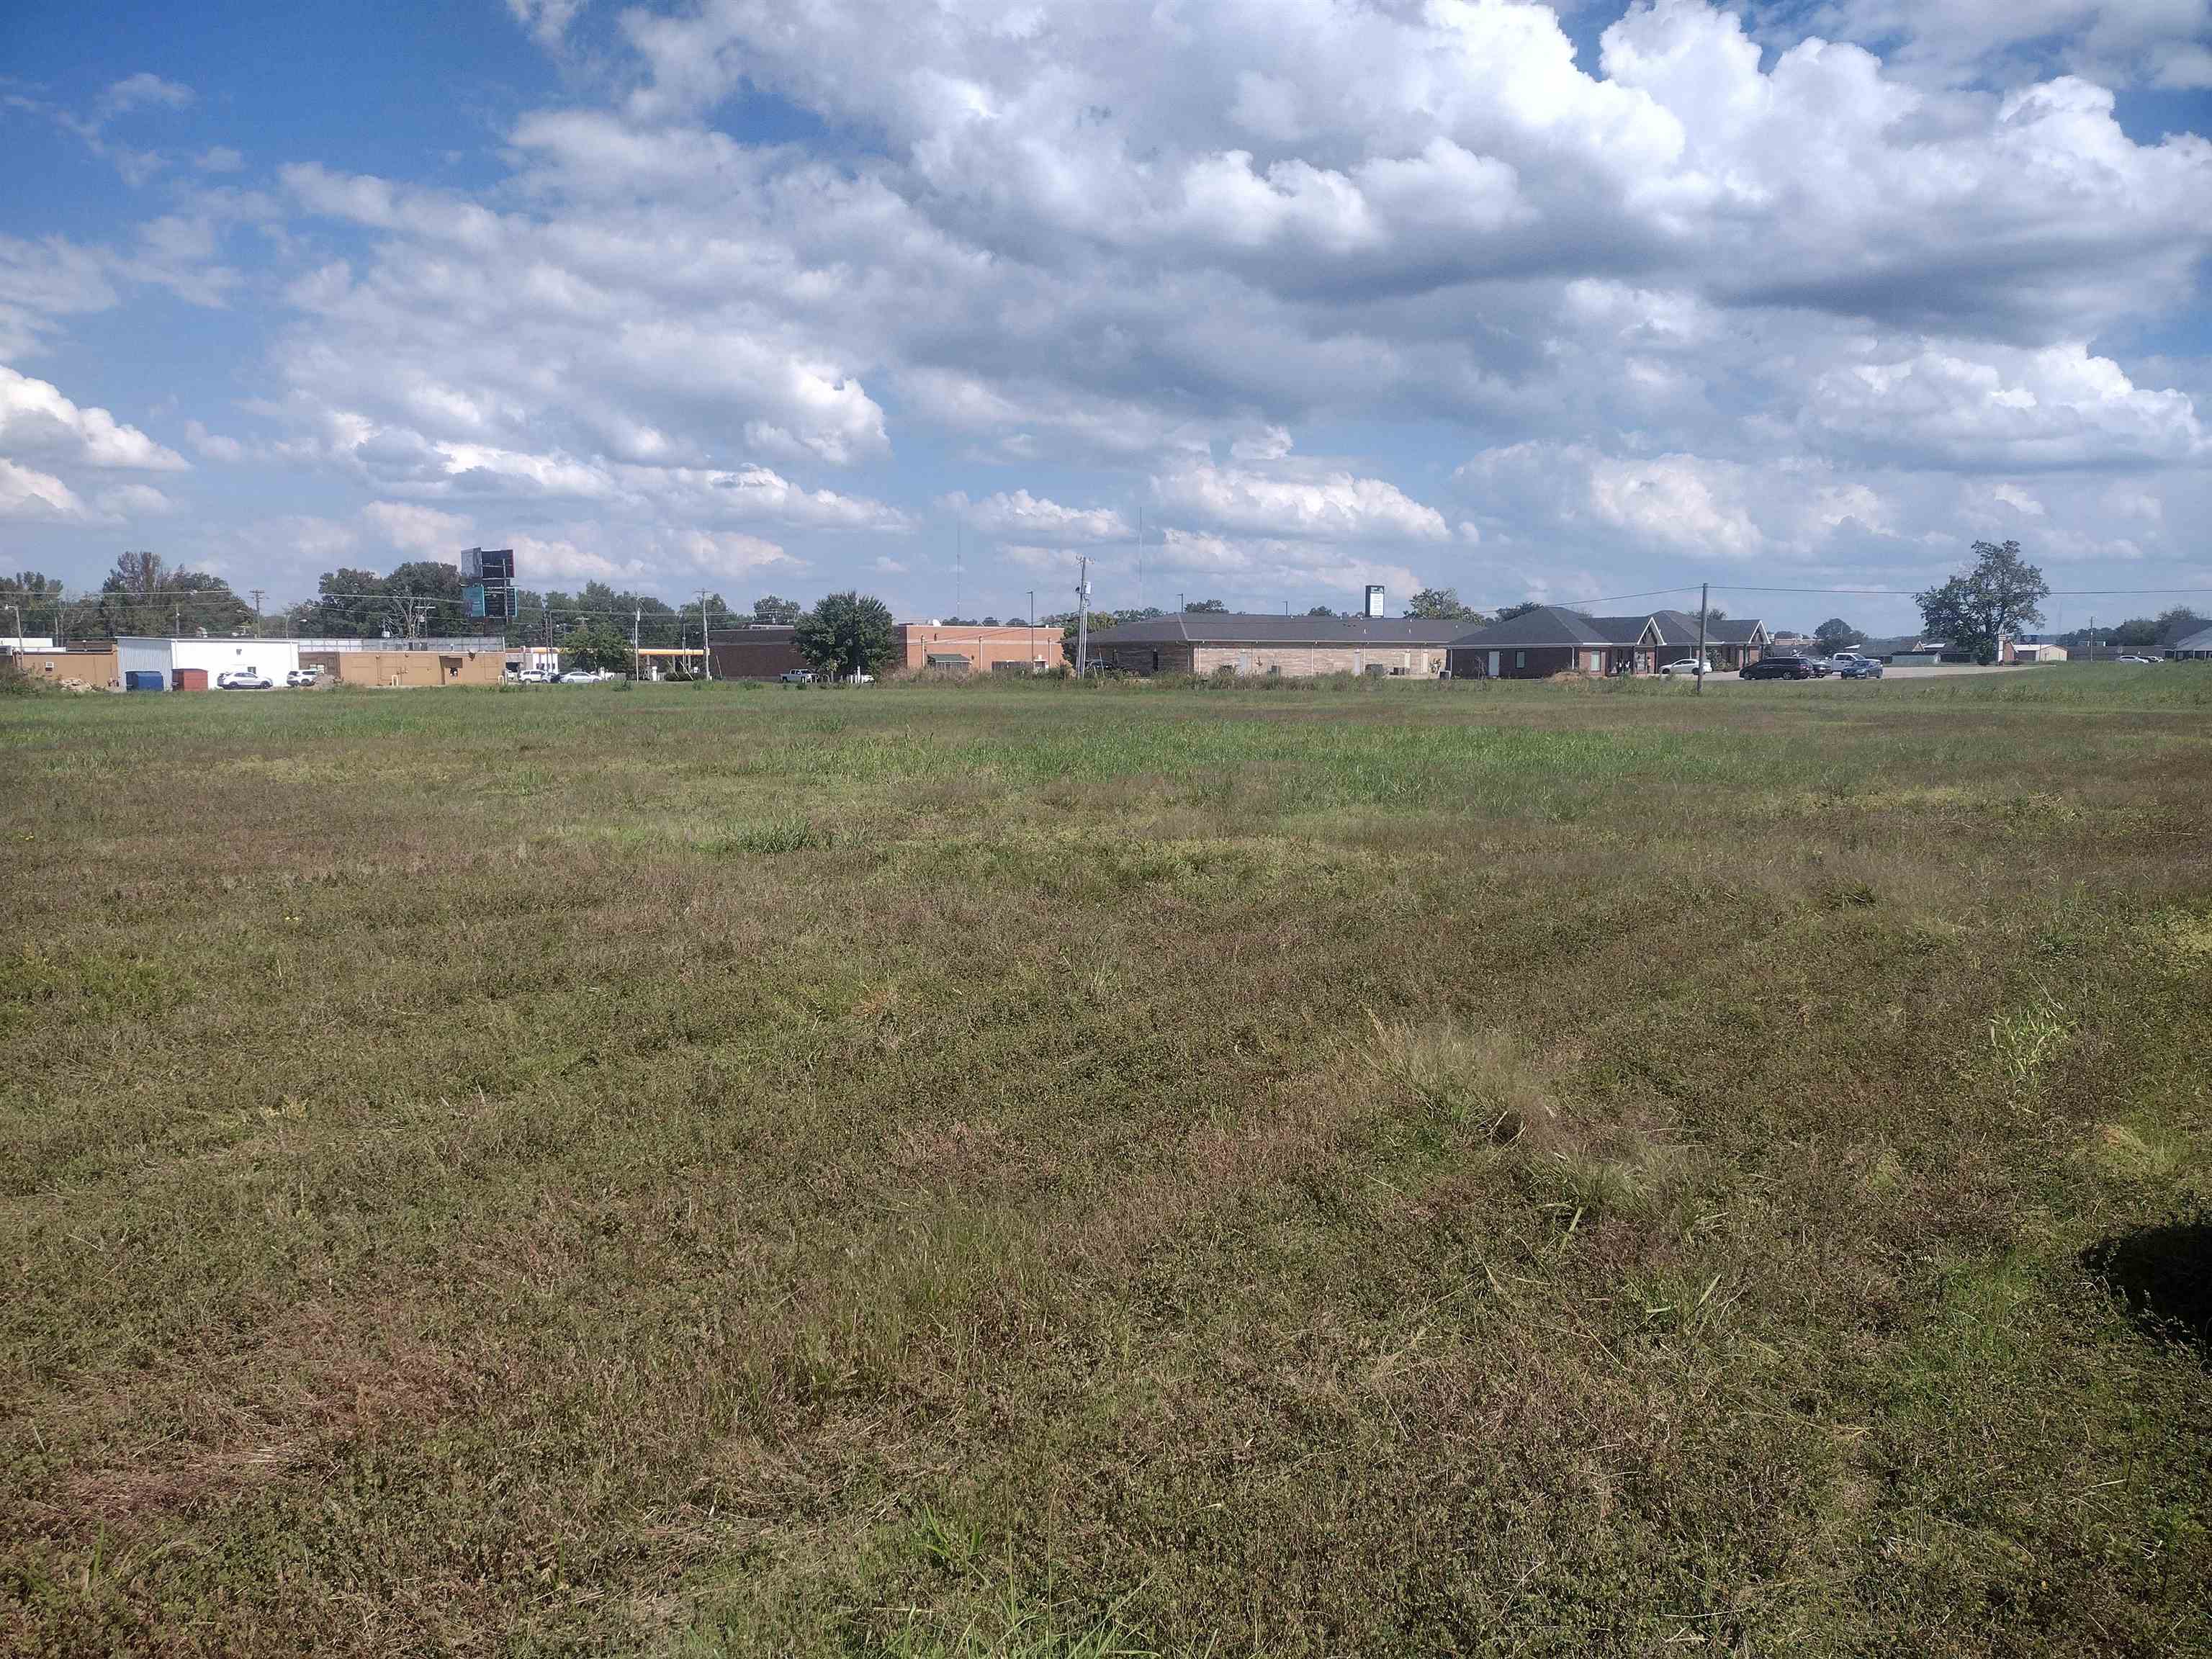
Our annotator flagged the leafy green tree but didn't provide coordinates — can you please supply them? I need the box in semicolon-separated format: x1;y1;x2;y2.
1915;540;2049;665
751;594;804;625
1495;601;1546;621
795;591;896;680
1305;604;1337;617
94;553;254;636
1;571;66;641
2156;607;2208;646
1407;587;1485;621
1813;617;1861;651
565;620;634;673
1184;598;1227;613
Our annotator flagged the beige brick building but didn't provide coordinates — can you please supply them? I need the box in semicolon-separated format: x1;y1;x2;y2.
303;647;508;686
1084;613;1464;678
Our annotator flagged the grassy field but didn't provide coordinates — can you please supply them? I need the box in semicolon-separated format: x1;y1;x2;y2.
3;668;2209;1656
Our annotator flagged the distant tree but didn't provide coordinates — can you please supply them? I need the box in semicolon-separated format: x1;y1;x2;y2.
1;570;66;640
1305;604;1338;618
112;549;165;598
1184;598;1227;613
1915;540;2049;665
565;620;634;673
2156;606;2208;646
796;591;896;680
95;556;253;637
1407;587;1486;622
980;615;1001;626
751;594;803;626
1813;617;1862;650
1495;601;1546;621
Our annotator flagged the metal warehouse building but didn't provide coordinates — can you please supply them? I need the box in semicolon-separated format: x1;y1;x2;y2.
114;637;302;689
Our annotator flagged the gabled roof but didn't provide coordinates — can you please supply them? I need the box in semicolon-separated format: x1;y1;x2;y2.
2168;625;2212;653
1642;610;1766;647
1084;612;1468;647
1447;607;1658;649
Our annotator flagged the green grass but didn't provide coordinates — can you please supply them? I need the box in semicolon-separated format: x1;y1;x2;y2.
3;669;2209;1655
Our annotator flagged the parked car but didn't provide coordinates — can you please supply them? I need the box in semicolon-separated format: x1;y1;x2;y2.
1802;656;1836;676
780;669;816;684
1741;655;1817;680
1837;657;1884;679
284;667;323;687
217;670;272;690
1658;658;1709;677
2115;654;2158;665
515;667;552;683
1828;651;1869;671
557;667;613;683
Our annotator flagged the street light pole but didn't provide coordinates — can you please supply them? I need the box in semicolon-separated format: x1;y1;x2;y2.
1028;589;1035;675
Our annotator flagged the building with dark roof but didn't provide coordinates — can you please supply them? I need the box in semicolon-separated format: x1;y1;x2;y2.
1444;609;1660;678
1646;610;1769;670
2164;624;2212;661
1084;612;1465;678
1444;606;1768;678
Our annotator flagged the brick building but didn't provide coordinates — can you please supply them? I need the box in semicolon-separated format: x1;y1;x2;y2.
1445;606;1768;678
708;626;807;679
709;621;1065;678
1084;613;1463;677
892;623;1063;675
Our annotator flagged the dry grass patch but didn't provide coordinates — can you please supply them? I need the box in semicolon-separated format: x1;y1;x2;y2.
3;673;2210;1654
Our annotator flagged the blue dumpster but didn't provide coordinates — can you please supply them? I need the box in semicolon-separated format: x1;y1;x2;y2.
125;670;166;691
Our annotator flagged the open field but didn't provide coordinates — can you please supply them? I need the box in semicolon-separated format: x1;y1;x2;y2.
4;669;2210;1656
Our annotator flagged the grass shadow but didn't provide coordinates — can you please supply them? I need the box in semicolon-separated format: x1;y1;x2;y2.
2082;1220;2212;1360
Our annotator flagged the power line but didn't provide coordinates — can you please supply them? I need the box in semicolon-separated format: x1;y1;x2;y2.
1713;583;2212;598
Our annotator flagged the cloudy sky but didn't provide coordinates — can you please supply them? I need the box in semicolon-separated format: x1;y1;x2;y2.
4;0;2209;632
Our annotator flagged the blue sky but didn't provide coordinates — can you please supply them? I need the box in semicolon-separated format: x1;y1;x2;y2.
4;0;2209;636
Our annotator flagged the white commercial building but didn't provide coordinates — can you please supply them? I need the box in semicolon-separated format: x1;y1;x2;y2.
114;637;302;688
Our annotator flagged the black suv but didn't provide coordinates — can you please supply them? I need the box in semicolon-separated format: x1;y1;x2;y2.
1741;655;1817;680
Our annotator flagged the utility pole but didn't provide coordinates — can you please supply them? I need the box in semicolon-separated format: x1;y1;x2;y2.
1076;554;1092;679
5;602;19;651
1136;506;1143;612
1695;581;1709;696
954;523;962;621
1028;588;1035;674
250;588;264;637
696;590;715;680
633;603;642;683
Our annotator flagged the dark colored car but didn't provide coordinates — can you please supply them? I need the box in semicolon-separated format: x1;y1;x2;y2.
1741;655;1817;680
1838;658;1884;679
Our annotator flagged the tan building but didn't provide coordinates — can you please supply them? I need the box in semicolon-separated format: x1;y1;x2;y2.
4;647;119;688
1085;613;1462;678
893;623;1062;675
305;647;508;686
